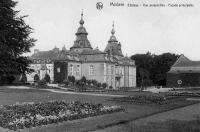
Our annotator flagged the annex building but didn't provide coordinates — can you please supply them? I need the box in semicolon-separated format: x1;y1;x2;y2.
167;54;200;87
27;13;136;89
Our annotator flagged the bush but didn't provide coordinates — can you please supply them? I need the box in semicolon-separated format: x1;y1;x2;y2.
63;79;70;86
91;80;98;86
68;76;75;84
34;74;40;82
80;76;86;84
102;83;107;89
38;79;46;86
76;80;85;87
97;82;101;88
44;74;50;83
20;74;27;83
109;86;113;89
86;80;92;86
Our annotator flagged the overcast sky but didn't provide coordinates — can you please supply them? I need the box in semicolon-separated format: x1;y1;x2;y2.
16;0;200;60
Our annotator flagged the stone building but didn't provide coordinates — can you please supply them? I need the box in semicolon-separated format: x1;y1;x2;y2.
167;54;200;87
27;12;136;89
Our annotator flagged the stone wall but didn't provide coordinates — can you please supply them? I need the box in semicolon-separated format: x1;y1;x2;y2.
81;62;105;83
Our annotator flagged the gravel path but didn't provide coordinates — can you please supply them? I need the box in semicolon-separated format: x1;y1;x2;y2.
44;89;126;97
95;103;200;132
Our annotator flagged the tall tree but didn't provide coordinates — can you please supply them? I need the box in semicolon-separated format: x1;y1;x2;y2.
0;0;35;77
151;53;179;85
131;52;179;86
131;52;154;87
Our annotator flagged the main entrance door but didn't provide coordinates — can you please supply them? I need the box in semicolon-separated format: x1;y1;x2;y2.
54;62;68;83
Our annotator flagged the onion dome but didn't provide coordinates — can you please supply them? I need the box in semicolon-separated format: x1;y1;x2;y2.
104;22;123;57
108;22;118;42
70;11;92;50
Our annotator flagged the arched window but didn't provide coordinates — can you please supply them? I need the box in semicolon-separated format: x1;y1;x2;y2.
76;65;80;77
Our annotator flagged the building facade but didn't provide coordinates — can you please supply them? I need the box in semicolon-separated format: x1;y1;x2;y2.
167;54;200;87
27;13;136;89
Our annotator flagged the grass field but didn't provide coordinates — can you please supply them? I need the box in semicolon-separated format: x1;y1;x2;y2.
135;119;200;132
0;86;199;132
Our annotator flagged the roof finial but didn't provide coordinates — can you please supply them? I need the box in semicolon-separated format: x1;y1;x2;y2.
112;21;114;28
111;21;115;35
81;9;83;19
79;9;84;25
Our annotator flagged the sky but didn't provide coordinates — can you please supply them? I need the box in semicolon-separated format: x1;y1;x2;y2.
16;0;200;60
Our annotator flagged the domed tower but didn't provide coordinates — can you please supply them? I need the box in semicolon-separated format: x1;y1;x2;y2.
70;11;92;53
104;22;123;57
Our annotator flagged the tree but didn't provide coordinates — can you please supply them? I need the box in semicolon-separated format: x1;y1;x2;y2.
131;52;179;86
80;76;86;85
151;53;179;85
34;74;39;82
20;74;27;83
44;74;50;83
102;83;107;89
0;0;35;79
131;52;154;87
68;76;75;85
138;68;152;89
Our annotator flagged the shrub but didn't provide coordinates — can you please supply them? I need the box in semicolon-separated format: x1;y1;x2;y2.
97;82;101;88
109;86;113;89
76;80;84;87
102;83;107;89
20;74;27;83
68;76;75;85
86;80;92;86
44;74;50;83
63;79;70;86
38;79;46;86
80;76;86;84
34;74;40;82
91;80;98;86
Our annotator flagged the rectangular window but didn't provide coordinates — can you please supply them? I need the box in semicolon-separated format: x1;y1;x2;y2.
57;67;60;73
76;65;80;77
111;66;114;75
69;64;73;76
89;65;94;75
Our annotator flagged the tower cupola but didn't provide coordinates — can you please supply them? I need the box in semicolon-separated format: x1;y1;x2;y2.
104;22;123;57
70;11;92;52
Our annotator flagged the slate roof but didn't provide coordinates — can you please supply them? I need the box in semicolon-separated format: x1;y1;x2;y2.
80;49;105;55
30;51;58;60
168;54;200;73
30;50;70;63
104;24;123;57
70;13;92;50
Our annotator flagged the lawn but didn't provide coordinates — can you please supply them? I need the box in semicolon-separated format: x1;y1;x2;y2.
0;86;199;132
136;119;200;132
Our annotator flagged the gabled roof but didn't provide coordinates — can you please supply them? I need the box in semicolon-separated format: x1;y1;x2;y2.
30;51;58;60
168;54;200;73
172;54;200;67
